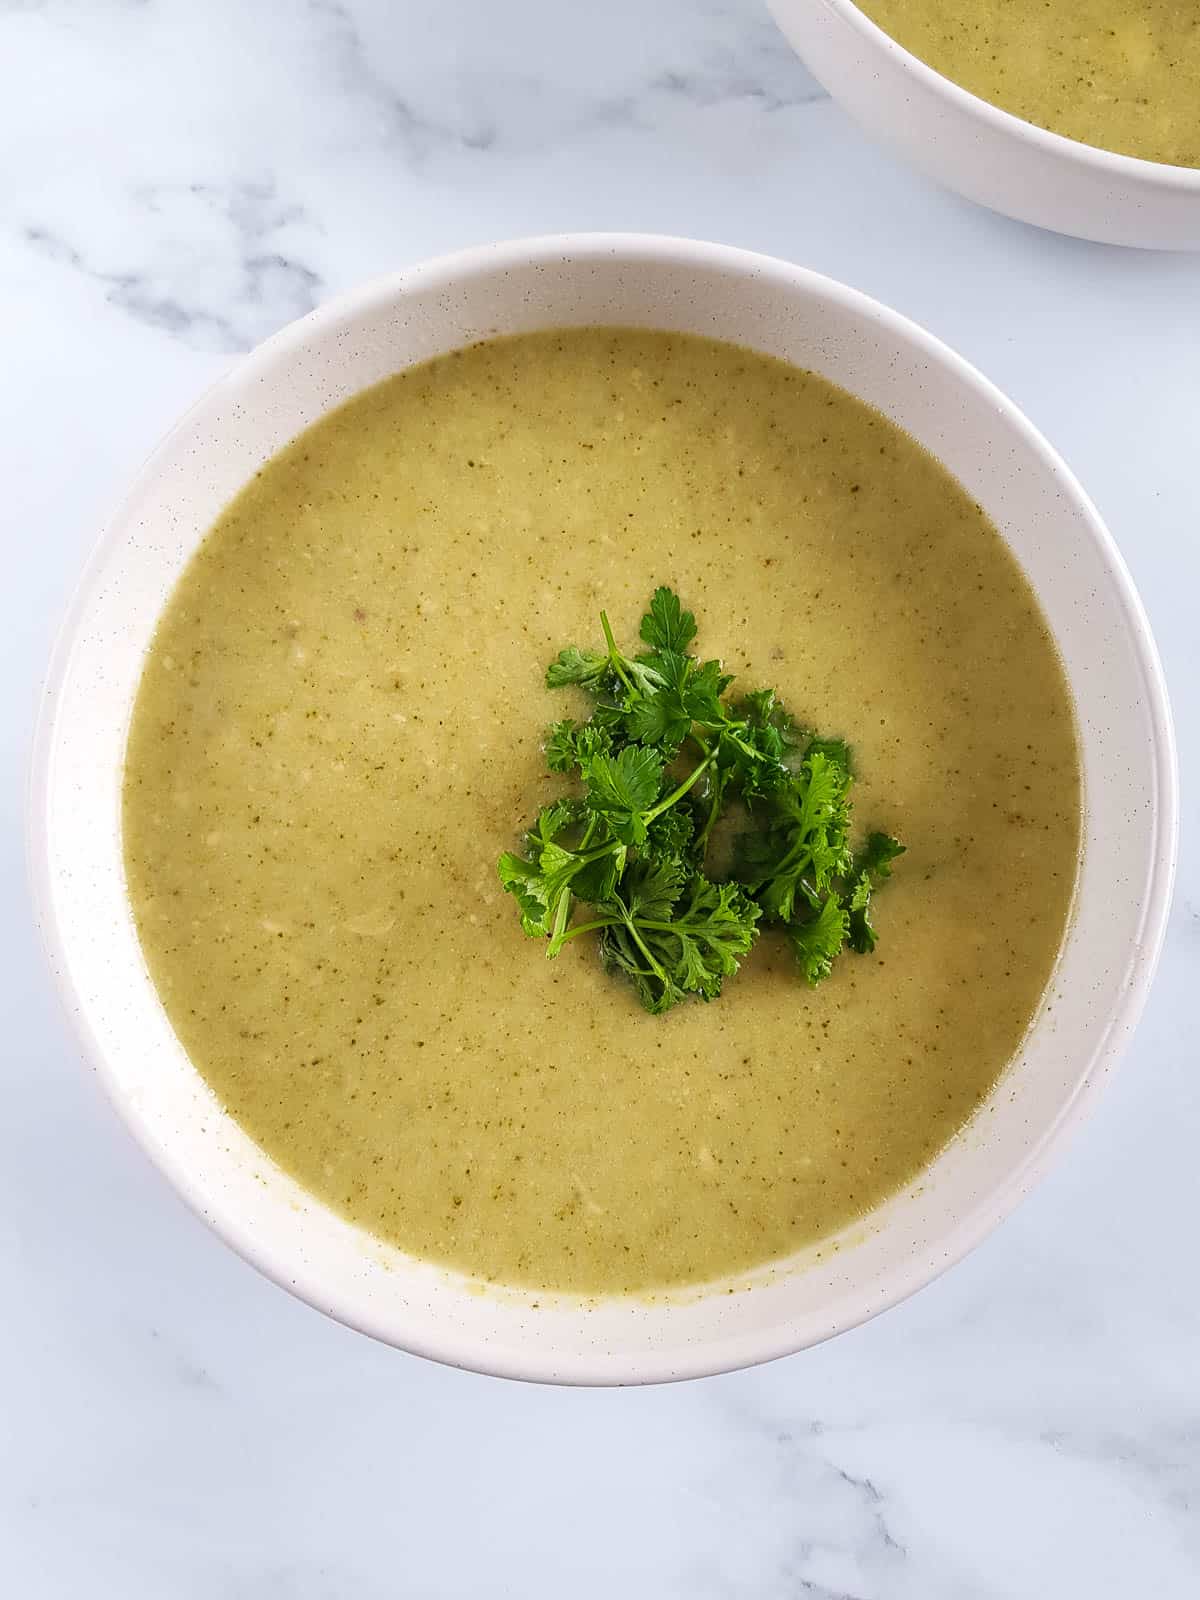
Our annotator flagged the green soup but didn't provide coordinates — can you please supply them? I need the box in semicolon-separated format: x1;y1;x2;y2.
857;0;1200;167
123;328;1080;1295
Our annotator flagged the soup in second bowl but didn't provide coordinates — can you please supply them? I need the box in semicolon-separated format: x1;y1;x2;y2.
122;328;1081;1296
856;0;1200;167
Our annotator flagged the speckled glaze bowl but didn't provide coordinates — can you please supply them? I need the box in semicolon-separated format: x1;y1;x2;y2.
769;0;1200;249
31;235;1177;1383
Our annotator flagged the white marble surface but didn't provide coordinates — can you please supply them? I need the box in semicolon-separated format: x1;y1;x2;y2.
3;1;1198;1594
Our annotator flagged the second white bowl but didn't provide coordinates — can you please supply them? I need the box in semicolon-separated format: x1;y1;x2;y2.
769;0;1200;250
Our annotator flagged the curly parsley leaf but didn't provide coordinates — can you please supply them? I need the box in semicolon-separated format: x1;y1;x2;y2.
738;748;853;922
544;717;612;775
545;645;611;691
645;805;696;864
732;689;803;792
621;854;688;922
599;870;760;1013
496;800;585;938
788;894;851;986
846;832;906;954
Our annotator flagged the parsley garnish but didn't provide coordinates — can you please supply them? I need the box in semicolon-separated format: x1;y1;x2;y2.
498;588;904;1013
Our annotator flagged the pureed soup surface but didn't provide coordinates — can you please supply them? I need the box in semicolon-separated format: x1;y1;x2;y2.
124;329;1080;1296
856;0;1200;167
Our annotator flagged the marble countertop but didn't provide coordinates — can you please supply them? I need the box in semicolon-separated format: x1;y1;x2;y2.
3;2;1198;1594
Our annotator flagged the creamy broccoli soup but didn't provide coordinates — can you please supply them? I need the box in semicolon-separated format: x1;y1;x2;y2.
857;0;1200;167
123;329;1080;1295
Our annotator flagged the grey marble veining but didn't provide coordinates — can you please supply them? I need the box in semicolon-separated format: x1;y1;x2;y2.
2;1;1198;1595
23;179;323;350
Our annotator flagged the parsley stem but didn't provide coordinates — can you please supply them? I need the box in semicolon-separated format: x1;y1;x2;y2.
645;748;717;823
600;611;634;695
624;917;670;984
553;915;619;944
549;885;574;948
762;835;812;885
696;780;724;857
576;841;620;865
574;892;672;985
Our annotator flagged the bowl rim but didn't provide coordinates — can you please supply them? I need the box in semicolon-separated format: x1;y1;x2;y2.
28;233;1180;1383
808;0;1200;191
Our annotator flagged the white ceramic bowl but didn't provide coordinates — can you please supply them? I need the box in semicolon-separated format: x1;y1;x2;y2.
32;235;1177;1383
769;0;1200;249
